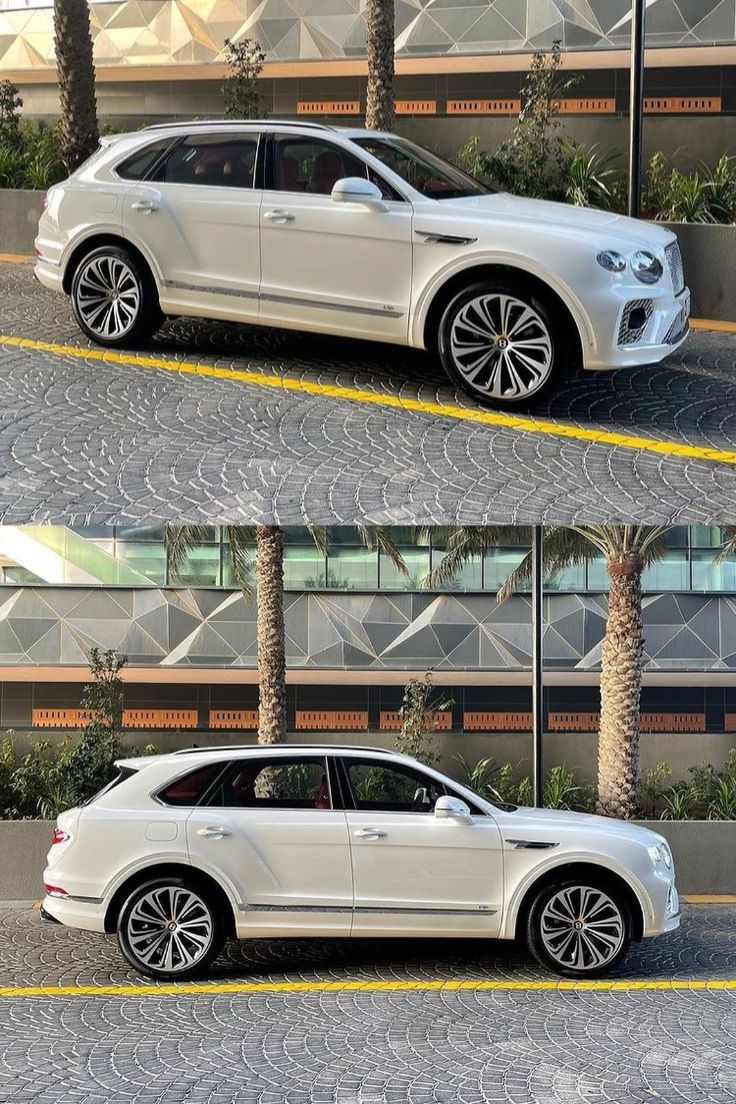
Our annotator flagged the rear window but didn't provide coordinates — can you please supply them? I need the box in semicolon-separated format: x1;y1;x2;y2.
83;765;138;806
157;763;223;807
116;139;173;181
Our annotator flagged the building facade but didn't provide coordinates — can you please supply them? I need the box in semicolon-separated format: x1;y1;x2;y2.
2;1;735;161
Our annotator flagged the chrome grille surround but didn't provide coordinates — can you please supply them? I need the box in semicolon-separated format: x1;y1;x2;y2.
618;298;653;346
665;240;685;294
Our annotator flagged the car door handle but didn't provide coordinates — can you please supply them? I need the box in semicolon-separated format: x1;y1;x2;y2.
354;828;386;840
131;200;158;214
197;826;231;839
263;209;294;223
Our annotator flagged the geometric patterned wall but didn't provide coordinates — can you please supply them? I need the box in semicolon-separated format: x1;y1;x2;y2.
0;586;734;672
0;0;733;72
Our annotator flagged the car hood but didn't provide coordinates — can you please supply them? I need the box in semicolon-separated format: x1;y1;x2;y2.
503;804;662;844
439;192;674;249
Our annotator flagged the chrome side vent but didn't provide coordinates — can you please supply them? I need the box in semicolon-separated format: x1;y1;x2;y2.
505;839;559;850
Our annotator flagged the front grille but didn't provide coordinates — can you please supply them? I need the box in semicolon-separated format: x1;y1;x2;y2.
618;299;653;345
665;240;685;294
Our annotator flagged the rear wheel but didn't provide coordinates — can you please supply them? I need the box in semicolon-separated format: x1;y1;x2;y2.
71;245;162;347
437;277;572;408
117;877;225;980
526;876;631;977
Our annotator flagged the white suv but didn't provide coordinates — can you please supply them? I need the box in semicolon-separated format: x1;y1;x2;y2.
34;121;690;409
43;745;680;980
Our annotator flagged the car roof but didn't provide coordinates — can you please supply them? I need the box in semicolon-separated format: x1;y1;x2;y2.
116;744;401;771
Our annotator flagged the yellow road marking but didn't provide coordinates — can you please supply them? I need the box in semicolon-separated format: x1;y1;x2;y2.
683;894;736;904
1;979;736;998
0;253;33;264
690;318;736;334
2;334;736;468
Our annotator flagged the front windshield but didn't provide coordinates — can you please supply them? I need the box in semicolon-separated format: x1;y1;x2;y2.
352;135;493;201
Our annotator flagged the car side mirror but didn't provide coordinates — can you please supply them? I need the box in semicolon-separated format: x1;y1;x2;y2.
434;795;472;822
331;177;388;212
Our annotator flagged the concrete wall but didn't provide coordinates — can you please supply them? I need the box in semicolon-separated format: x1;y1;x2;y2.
663;222;736;321
633;820;736;895
0;817;732;899
11;727;736;786
0;820;54;901
0;189;41;255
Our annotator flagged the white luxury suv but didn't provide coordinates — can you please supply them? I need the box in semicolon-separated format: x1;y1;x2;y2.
34;121;690;409
43;745;680;980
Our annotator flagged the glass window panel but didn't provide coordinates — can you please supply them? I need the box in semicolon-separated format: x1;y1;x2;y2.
381;548;430;589
586;556;608;590
691;550;736;591
663;526;689;547
642;552;690;591
328;547;378;589
545;563;586;591
116;542;167;583
690;525;726;548
429;549;481;590
1;566;44;584
157;135;259;189
284;547;325;589
483;547;529;591
209;758;330;809
170;545;220;586
115;525;166;542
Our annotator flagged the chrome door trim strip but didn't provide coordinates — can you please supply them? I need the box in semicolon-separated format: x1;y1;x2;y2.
239;903;496;915
164;279;402;318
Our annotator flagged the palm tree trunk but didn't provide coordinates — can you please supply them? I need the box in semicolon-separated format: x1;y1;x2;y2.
597;552;644;818
365;0;395;131
255;525;287;744
54;0;99;172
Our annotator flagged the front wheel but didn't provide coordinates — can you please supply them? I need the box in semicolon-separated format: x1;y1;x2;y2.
437;279;571;408
526;877;631;977
71;245;162;347
117;877;225;980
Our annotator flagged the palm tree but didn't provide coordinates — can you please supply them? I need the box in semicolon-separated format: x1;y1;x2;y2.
166;525;406;745
54;0;99;172
365;0;395;131
419;525;671;819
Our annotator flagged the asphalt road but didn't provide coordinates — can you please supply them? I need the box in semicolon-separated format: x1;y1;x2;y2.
2;259;736;525
1;903;736;1102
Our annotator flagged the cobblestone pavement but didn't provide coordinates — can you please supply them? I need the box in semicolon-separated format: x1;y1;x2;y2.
1;904;736;1102
2;261;736;525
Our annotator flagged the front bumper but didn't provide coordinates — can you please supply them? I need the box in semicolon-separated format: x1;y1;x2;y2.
642;877;681;938
584;286;690;371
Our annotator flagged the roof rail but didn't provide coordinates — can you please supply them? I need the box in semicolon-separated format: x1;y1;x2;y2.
173;743;391;755
142;119;333;132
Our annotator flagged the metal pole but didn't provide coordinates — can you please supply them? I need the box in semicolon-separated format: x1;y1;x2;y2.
628;0;646;218
531;525;544;807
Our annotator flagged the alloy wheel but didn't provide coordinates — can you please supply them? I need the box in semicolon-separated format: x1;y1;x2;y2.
539;885;625;972
125;885;214;973
449;293;553;400
75;254;141;340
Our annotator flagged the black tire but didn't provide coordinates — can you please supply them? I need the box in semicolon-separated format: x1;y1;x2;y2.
526;875;632;978
437;276;573;409
71;244;163;347
117;876;225;980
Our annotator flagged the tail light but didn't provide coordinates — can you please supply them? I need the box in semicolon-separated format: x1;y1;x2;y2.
51;828;70;845
44;883;68;897
40;194;48;211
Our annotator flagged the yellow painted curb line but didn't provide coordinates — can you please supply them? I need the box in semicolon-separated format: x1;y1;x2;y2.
0;253;33;264
683;894;736;904
3;334;736;468
690;318;736;334
2;978;736;998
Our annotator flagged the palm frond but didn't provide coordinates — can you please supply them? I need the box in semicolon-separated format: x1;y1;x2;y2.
224;526;257;598
164;525;214;580
420;526;530;589
496;526;598;602
715;526;736;563
355;525;408;575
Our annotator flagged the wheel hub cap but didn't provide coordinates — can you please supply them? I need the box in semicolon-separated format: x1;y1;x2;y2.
127;886;213;972
76;255;140;339
449;293;553;400
540;886;624;971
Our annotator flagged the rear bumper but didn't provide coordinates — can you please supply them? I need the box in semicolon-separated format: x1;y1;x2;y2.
34;257;63;294
41;893;106;933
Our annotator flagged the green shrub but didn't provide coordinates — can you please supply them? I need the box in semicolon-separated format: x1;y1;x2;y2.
639;750;736;820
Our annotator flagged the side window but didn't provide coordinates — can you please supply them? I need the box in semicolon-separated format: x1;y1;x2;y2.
206;757;332;810
154;134;259;189
344;758;447;813
271;135;371;196
116;139;173;181
158;763;223;807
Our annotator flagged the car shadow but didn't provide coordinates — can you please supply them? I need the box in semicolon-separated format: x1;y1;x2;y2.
150;317;736;445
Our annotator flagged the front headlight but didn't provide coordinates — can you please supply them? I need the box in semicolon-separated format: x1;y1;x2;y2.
597;249;626;273
648;841;672;869
631;250;664;284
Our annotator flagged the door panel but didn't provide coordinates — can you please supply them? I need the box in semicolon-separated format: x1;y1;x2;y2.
185;756;353;936
342;758;504;936
122;132;262;319
259;133;413;341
